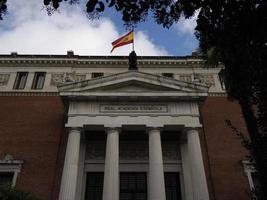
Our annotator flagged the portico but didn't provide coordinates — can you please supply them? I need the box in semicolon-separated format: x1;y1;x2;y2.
58;70;210;200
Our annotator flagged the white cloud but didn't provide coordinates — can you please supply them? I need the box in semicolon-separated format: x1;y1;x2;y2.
176;11;199;35
0;0;168;56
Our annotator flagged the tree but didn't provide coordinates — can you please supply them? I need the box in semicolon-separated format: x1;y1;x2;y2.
0;184;40;200
1;0;267;198
0;0;7;20
195;1;267;198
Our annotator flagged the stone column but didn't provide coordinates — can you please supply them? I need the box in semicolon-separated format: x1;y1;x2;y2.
187;129;209;200
148;127;166;200
102;127;120;200
59;128;81;200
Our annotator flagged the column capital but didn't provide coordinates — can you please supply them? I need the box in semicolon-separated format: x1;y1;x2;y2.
147;127;163;133
67;127;82;132
184;127;200;133
104;127;121;134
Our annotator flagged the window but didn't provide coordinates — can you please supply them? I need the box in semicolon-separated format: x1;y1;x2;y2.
164;173;182;200
120;172;147;200
91;73;104;79
13;72;28;89
0;155;23;187
0;172;14;186
85;173;104;200
32;72;46;89
162;73;174;78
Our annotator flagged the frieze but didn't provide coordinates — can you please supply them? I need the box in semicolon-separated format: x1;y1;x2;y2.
51;72;86;86
0;74;10;86
85;141;181;161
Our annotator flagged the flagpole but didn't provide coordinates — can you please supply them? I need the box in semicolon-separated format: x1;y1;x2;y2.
132;28;135;51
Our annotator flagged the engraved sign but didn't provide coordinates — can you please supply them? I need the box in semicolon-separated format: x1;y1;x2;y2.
100;104;168;113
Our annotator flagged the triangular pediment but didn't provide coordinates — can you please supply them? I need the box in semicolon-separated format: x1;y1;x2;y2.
87;80;178;93
58;71;208;100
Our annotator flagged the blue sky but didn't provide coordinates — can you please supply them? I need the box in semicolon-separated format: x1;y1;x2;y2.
0;0;199;56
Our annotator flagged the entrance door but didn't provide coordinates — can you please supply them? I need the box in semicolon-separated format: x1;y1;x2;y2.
120;172;147;200
85;172;104;200
165;172;182;200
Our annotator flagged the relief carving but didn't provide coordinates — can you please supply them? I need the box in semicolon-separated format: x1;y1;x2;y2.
51;72;86;86
194;74;215;87
162;142;181;160
179;74;192;82
120;142;148;160
86;142;106;160
0;74;10;86
76;74;86;82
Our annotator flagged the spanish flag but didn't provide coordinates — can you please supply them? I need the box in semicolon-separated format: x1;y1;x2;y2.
111;31;134;53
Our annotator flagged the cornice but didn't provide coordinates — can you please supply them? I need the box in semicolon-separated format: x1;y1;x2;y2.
0;54;212;68
0;92;59;96
0;91;226;97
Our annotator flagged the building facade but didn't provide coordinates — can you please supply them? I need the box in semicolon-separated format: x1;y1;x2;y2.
0;52;253;200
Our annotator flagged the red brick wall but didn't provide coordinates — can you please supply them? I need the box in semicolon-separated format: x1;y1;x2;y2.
200;96;251;200
0;96;65;200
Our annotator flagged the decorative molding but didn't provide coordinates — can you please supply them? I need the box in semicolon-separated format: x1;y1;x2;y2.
0;92;59;96
0;154;23;187
51;72;86;86
0;73;10;86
